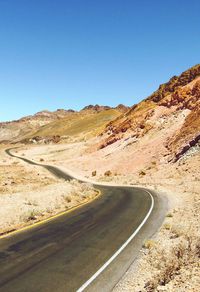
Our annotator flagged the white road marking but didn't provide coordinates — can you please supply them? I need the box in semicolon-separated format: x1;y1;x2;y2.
7;150;154;292
77;190;154;292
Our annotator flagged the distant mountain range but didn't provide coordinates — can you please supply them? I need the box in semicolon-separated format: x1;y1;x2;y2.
1;64;199;163
0;104;129;144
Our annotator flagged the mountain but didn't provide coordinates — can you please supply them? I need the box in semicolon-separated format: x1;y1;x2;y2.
1;64;199;162
0;109;75;143
0;105;128;144
100;64;200;161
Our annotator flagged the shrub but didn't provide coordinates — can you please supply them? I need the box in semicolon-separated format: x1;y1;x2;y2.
26;210;40;221
143;235;199;290
163;223;172;230
104;170;112;177
143;239;155;249
92;170;97;177
139;170;146;176
166;213;173;218
65;196;72;203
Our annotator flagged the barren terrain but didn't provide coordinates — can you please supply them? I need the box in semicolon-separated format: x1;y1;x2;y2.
0;145;97;236
0;64;199;290
17;135;200;291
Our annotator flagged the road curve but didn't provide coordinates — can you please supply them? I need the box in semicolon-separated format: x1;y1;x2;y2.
0;148;164;292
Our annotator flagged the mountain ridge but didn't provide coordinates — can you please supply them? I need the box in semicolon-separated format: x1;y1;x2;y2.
0;104;129;144
100;64;200;161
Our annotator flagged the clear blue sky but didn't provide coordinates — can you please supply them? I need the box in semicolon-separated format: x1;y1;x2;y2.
0;0;199;121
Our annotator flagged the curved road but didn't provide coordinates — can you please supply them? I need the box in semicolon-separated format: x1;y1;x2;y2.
0;149;166;292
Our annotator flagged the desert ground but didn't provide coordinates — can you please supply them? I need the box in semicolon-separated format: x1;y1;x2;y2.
12;133;200;292
1;123;199;290
0;144;97;236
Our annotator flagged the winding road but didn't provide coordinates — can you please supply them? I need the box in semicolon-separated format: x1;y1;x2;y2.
0;149;166;292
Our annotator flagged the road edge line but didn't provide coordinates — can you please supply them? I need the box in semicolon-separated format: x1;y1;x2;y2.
77;189;154;292
4;147;155;290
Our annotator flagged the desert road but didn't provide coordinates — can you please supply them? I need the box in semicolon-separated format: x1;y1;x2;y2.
0;149;166;292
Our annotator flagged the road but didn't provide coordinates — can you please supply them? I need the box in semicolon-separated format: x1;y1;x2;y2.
0;148;165;292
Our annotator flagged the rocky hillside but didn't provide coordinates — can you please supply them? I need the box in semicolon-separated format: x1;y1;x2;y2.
0;105;128;144
0;109;75;143
100;64;200;161
81;104;129;113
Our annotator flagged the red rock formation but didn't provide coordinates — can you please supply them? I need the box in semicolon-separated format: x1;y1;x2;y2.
100;64;200;159
167;104;200;161
159;79;200;110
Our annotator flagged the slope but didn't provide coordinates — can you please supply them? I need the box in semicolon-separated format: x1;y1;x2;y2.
100;64;200;161
26;108;121;141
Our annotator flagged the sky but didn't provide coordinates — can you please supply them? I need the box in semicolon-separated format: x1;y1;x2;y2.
0;0;199;121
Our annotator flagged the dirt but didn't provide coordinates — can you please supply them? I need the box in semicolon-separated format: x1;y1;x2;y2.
113;153;200;291
22;139;200;292
0;145;97;236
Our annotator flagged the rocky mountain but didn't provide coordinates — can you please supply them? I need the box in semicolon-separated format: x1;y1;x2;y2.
0;109;76;143
81;104;130;113
100;64;200;161
81;104;111;112
0;105;128;144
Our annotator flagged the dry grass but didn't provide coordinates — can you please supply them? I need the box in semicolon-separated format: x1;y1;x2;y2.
0;179;97;235
163;223;171;230
29;109;121;139
0;146;97;235
143;240;156;249
144;235;200;291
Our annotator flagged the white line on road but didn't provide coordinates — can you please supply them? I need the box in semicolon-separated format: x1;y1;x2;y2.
77;190;154;292
7;149;155;292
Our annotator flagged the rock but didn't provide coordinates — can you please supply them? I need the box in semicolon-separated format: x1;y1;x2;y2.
81;104;111;112
104;170;112;177
92;170;97;177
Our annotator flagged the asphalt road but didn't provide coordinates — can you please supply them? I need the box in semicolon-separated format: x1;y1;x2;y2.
0;149;164;292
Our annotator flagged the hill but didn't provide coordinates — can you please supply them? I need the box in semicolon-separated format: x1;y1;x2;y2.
0;105;128;144
1;65;199;292
100;64;200;161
